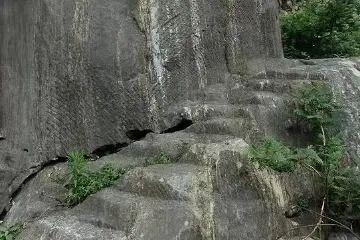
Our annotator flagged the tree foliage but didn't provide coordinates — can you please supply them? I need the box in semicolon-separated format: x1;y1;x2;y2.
281;0;360;59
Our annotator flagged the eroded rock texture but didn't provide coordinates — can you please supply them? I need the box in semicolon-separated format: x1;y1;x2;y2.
0;0;282;157
1;0;360;239
0;0;283;214
5;58;360;239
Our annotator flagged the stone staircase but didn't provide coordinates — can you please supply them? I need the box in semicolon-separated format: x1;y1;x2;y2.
5;76;319;240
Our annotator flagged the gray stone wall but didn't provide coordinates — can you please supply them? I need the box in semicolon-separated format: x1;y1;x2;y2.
0;0;283;213
0;0;282;159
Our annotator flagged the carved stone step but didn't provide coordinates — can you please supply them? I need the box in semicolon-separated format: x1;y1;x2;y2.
185;117;262;142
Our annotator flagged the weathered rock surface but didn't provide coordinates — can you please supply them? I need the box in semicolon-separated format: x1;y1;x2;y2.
1;0;360;239
4;75;325;239
0;0;283;214
6;57;360;239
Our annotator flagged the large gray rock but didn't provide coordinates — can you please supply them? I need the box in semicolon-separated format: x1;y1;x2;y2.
0;0;283;213
5;135;318;240
1;0;360;239
250;58;360;156
0;0;283;158
3;57;360;239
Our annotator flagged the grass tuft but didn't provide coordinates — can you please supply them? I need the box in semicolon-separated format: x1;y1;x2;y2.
65;151;125;206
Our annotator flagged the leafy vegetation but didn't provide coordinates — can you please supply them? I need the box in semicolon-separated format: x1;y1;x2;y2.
145;152;172;166
281;0;360;59
292;84;360;231
250;83;360;237
0;224;23;240
292;83;340;130
65;151;125;206
249;137;297;172
249;138;321;173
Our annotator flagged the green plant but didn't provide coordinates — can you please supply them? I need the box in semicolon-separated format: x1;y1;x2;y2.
65;151;125;206
249;137;297;172
281;0;360;59
0;224;23;240
251;83;360;238
292;83;340;132
328;167;360;217
249;137;322;173
145;152;172;166
291;83;360;237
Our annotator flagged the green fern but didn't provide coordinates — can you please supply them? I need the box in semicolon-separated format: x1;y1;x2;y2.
249;80;360;237
292;83;340;132
249;137;298;172
0;224;23;240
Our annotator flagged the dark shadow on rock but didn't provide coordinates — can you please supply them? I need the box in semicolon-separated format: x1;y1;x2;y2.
126;129;153;141
91;142;129;158
161;118;193;134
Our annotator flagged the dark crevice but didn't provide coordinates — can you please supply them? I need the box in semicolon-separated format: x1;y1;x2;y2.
300;59;317;65
161;118;193;134
1;119;192;221
0;209;7;220
8;157;66;200
90;142;129;158
0;156;66;221
54;156;68;162
0;141;130;221
126;129;153;141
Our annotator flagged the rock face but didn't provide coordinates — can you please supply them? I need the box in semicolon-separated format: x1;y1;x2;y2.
3;56;360;239
1;0;360;239
7;58;360;239
0;0;283;213
5;113;318;240
0;0;282;157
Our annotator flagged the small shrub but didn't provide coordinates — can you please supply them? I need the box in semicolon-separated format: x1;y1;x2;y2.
314;137;360;216
145;152;172;166
294;145;324;167
251;82;360;236
292;83;340;132
0;224;23;240
328;167;360;216
65;151;125;206
249;137;322;173
316;136;346;169
249;137;298;172
292;83;360;235
281;0;360;58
